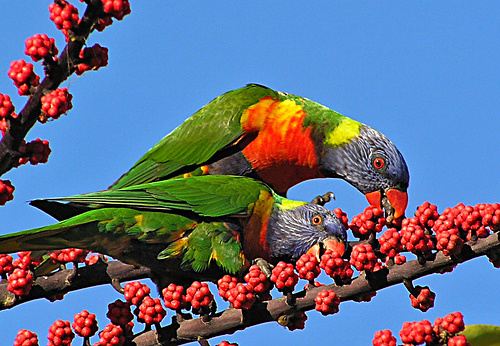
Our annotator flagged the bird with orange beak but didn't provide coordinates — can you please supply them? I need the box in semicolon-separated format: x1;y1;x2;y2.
106;84;409;221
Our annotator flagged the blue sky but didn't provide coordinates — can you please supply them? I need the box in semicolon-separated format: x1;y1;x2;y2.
0;1;499;344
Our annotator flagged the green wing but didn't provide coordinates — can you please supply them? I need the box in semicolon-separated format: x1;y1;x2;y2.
110;84;280;189
47;175;272;218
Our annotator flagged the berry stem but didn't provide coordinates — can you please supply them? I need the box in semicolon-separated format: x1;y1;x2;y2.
111;278;125;293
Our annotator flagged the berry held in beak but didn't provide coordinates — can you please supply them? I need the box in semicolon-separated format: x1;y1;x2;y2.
365;189;408;219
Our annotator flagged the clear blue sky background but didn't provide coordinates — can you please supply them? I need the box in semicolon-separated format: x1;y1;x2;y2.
0;1;499;345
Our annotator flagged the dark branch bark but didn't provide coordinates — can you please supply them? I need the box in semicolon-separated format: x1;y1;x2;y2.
0;1;104;177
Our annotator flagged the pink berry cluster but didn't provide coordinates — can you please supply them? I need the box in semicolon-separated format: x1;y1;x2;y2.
49;248;89;264
40;88;73;122
7;59;40;95
185;281;214;313
373;311;468;346
409;285;436;312
319;249;353;282
73;309;99;339
349;243;381;273
25;34;58;62
314;289;340;315
49;1;80;39
136;296;166;325
270;261;299;292
47;319;75;346
102;0;132;20
0;92;16;135
5;252;43;296
14;329;39;346
400;217;434;256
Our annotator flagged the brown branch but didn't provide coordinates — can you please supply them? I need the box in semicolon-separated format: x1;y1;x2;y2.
0;260;150;310
0;1;104;177
131;231;499;346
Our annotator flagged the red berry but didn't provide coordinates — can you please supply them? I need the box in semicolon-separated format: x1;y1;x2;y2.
414;201;440;229
47;319;74;346
333;207;349;229
478;202;500;231
378;228;403;258
319;249;353;281
96;323;126;346
0;179;15;205
7;59;40;95
349;243;378;272
14;329;39;346
433;311;465;336
349;206;386;239
217;341;238;346
17;138;52;166
124;281;151;306
399;320;435;345
372;329;396;346
448;335;471;346
102;0;132;20
75;44;109;75
314;289;340;315
244;264;271;294
96;16;114;32
25;34;58;62
40;88;73;122
270;261;299;292
72;309;98;338
85;253;107;265
295;253;321;282
226;282;256;309
0;254;14;276
106;299;133;326
49;247;88;264
217;275;239;301
400;217;434;255
48;1;80;38
7;267;33;296
136;296;166;325
185;281;214;311
409;286;436;312
162;283;187;310
0;93;15;118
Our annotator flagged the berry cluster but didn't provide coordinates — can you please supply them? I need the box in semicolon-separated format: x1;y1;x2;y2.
73;309;99;338
225;282;256;310
96;323;126;346
400;217;434;256
47;319;74;346
185;281;214;312
372;329;396;346
7;59;40;95
7;267;34;296
295;253;321;282
0;179;15;205
409;285;436;312
124;281;151;306
374;311;468;346
17;138;52;166
49;248;88;264
0;254;14;277
244;264;271;296
333;207;349;229
217;341;239;346
414;201;440;229
25;34;58;62
349;243;380;272
135;296;166;325
314;289;340;316
106;299;133;327
162;283;187;310
319;249;353;282
102;0;132;20
49;1;80;38
76;44;109;75
378;228;403;259
349;206;386;239
0;92;16;135
40;88;73;122
270;261;299;292
14;329;39;346
217;275;239;301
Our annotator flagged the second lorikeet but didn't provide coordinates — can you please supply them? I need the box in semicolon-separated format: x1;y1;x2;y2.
0;176;347;282
109;84;409;219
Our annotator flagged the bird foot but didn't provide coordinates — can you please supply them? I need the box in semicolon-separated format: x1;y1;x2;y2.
311;192;335;206
252;258;273;278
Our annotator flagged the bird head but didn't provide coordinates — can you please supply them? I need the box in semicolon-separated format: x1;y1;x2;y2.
266;203;347;263
320;124;409;220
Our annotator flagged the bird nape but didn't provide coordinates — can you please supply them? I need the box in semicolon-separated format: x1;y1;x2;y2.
0;175;347;285
107;84;409;220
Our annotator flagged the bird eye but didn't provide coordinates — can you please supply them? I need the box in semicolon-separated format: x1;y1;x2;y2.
372;156;386;170
312;215;323;225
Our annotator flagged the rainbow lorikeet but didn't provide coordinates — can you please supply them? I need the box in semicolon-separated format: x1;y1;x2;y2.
110;84;409;219
0;176;347;281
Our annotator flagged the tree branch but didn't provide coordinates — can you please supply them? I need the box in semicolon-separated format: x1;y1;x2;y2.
0;1;104;177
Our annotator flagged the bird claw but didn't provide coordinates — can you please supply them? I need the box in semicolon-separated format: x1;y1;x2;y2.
311;192;335;206
252;258;273;278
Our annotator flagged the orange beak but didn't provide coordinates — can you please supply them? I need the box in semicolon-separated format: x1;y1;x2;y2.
365;189;408;219
307;237;346;261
